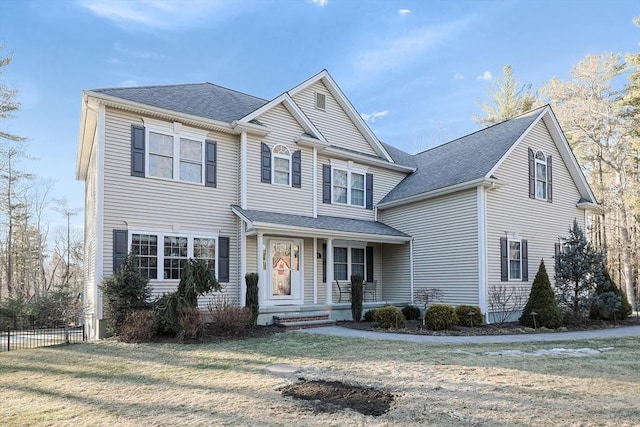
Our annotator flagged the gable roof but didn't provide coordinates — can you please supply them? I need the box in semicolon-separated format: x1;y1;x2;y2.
379;106;547;206
91;83;268;123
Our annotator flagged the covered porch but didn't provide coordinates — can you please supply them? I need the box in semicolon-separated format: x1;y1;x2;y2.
232;206;412;323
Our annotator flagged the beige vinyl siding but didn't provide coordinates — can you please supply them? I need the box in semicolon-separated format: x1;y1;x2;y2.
101;108;240;303
303;238;315;304
486;120;585;304
382;189;480;305
381;242;410;301
247;104;313;216
317;154;407;220
292;81;378;157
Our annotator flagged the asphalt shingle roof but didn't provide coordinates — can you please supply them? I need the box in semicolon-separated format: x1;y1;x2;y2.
232;206;409;238
92;83;268;123
379;106;547;204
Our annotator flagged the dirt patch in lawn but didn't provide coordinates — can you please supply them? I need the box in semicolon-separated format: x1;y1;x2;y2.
279;379;394;416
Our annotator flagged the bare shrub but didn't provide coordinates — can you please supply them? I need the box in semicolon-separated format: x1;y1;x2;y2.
488;284;527;325
178;306;206;341
413;288;444;325
120;309;157;343
208;296;252;336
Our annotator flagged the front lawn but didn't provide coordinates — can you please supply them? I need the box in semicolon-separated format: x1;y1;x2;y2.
1;333;638;426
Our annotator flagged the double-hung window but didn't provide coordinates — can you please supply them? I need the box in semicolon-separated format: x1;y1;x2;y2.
144;120;207;185
332;162;366;207
508;239;522;280
130;232;217;280
272;144;291;185
535;151;547;200
333;246;366;280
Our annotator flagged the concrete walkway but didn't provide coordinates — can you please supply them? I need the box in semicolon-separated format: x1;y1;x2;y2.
297;325;640;344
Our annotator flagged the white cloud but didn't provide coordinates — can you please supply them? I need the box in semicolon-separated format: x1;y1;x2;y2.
361;110;389;123
120;80;139;87
476;71;493;81
352;17;472;78
453;73;464;80
114;43;163;60
76;0;237;30
312;0;328;6
398;9;410;15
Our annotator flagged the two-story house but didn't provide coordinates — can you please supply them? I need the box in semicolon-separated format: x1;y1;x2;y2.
76;70;597;339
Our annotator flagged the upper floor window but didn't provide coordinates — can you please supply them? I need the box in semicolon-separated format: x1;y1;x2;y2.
272;144;291;186
332;167;366;207
535;150;547;200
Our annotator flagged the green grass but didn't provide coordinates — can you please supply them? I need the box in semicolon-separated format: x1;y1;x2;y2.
1;333;639;426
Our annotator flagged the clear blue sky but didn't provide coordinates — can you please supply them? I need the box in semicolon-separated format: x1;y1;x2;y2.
0;0;638;229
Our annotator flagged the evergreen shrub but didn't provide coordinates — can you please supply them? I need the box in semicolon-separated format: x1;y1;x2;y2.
520;260;563;328
455;305;483;327
424;305;458;330
375;306;405;329
401;305;421;320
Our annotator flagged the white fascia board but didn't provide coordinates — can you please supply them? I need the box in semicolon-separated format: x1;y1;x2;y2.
231;206;254;229
76;94;99;181
377;178;491;210
250;221;410;244
576;201;600;211
322;146;415;173
542;110;598;205
485;107;547;179
231;120;271;137
83;91;236;134
296;134;330;149
287;70;394;163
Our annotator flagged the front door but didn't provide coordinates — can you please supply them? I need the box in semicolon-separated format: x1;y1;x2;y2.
268;239;302;303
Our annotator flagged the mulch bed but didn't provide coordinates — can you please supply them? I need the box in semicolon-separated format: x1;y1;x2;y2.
279;379;394;416
338;316;640;336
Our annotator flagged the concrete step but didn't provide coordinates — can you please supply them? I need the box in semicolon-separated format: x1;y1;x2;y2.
273;312;330;322
279;319;336;330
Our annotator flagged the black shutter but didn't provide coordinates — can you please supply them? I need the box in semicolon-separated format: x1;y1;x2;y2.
365;173;373;210
547;155;553;202
521;239;528;281
205;140;217;187
322;243;327;282
131;125;145;177
554;242;561;274
528;148;535;199
218;237;230;282
113;229;128;273
322;164;331;204
366;246;374;282
500;237;508;281
292;150;301;188
261;143;271;183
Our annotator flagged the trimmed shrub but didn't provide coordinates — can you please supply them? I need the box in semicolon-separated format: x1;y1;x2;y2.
350;274;364;322
455;305;483;327
101;254;152;335
119;309;157;343
209;304;252;336
363;308;379;323
375;306;405;329
178;306;206;341
520;260;563;329
402;305;421;321
424;305;458;330
245;273;259;326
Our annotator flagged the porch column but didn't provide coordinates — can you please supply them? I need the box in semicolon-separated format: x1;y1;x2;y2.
257;232;264;304
326;238;333;304
313;237;318;304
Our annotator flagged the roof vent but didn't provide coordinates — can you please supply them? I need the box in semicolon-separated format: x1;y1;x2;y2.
315;92;326;110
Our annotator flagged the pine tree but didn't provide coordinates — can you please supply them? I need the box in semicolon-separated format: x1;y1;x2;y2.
520;260;563;328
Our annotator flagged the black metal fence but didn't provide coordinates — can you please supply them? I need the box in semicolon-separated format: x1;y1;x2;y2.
0;316;85;352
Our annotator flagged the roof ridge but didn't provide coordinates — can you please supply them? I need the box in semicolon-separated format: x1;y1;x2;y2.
92;81;268;102
413;104;548;157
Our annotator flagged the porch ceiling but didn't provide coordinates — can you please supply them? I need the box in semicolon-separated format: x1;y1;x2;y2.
231;205;411;244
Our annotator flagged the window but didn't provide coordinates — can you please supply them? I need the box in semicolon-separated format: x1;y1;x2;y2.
332;167;366;207
508;239;522;280
315;92;326;110
535;150;547;200
272;144;291;185
131;234;158;279
333;246;366;280
144;120;206;184
130;233;217;280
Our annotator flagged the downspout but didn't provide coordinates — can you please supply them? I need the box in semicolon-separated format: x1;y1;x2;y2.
410;238;414;304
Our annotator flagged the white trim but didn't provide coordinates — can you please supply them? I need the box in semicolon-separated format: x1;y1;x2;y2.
533;149;549;201
313;237;318;304
322;146;415;173
313;147;318;218
272;143;292;186
240;221;246;307
240;131;248;209
326;238;333;304
96;103;105;321
507;237;523;281
257;232;264;302
477;186;488;316
331;245;366;281
409;239;414;305
330;161;367;208
263;238;304;305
